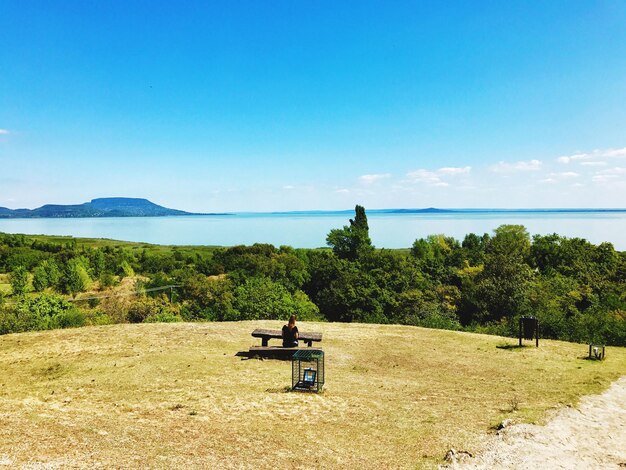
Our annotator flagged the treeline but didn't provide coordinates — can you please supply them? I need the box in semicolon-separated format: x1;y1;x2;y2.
0;205;625;346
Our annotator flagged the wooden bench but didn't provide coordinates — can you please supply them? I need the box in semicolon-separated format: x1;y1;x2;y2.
247;346;322;360
251;328;322;347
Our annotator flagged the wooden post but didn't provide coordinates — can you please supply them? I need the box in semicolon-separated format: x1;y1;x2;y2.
535;319;539;347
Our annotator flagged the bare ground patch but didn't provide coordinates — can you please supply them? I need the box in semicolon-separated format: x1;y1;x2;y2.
445;376;626;469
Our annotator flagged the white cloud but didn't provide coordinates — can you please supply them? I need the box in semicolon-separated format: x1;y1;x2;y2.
557;147;626;164
0;129;9;135
540;172;580;184
406;166;471;187
591;167;626;184
596;167;626;176
490;159;542;173
359;173;391;184
283;185;295;190
406;169;442;185
335;188;350;194
604;148;626;158
592;174;619;183
580;161;607;167
557;154;583;164
437;166;471;175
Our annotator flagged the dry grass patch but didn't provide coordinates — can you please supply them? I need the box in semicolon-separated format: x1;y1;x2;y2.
0;321;624;469
0;273;10;295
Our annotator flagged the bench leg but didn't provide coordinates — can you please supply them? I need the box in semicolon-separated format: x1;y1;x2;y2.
307;340;312;347
262;338;268;347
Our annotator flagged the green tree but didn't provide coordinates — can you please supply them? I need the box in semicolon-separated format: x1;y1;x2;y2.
314;260;389;323
411;234;462;282
231;276;294;321
229;276;318;321
461;232;489;266
45;259;62;290
32;265;49;292
9;265;29;296
326;205;373;260
119;260;135;278
473;225;533;324
32;259;61;292
396;287;461;330
179;273;235;321
90;249;106;277
213;244;309;292
62;258;92;297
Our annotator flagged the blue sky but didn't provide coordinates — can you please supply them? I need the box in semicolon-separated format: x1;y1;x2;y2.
1;1;626;212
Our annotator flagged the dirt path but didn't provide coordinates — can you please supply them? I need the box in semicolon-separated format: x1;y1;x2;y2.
445;376;626;469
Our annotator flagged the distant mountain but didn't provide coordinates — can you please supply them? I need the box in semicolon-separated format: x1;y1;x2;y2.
384;207;451;214
0;198;226;218
383;208;626;214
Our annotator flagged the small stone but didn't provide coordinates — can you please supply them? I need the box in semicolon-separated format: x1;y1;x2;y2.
444;448;473;463
497;418;513;430
444;448;457;462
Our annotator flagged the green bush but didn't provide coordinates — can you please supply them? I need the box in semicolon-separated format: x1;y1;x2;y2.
144;312;183;323
10;265;29;296
119;260;135;278
52;309;86;329
468;319;512;338
99;272;118;289
0;294;85;335
229;277;319;321
292;290;324;321
179;274;235;321
89;312;114;326
127;295;180;323
32;259;62;292
0;306;20;335
61;257;92;296
417;312;461;331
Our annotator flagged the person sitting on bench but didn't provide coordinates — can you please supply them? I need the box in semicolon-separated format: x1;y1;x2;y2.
282;315;299;347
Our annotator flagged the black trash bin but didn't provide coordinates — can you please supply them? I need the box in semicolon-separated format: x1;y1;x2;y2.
519;316;538;347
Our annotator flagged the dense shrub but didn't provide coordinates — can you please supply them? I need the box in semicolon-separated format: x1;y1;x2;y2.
144;312;183;323
230;276;296;321
127;295;180;323
9;266;29;295
0;294;84;334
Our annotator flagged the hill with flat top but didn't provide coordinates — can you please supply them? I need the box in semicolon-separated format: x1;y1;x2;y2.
0;197;225;218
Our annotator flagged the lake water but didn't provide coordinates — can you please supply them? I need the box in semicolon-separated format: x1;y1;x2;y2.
1;210;626;250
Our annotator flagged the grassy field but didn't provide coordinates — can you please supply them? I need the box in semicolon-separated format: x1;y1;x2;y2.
25;233;223;256
0;273;9;295
0;321;624;469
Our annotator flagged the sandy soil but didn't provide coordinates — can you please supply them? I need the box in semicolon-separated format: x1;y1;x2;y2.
445;376;626;470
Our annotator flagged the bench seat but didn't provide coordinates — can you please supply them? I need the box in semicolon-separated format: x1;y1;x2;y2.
251;328;322;347
248;346;322;360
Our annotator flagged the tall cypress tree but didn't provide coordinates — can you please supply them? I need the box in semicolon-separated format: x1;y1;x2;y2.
326;205;373;260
